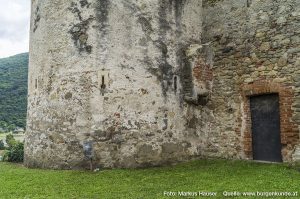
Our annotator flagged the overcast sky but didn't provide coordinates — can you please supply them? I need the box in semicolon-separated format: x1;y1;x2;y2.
0;0;30;58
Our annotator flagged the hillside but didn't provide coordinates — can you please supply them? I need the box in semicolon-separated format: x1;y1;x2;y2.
0;53;28;132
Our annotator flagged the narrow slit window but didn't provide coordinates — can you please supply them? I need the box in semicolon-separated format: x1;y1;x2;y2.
35;79;38;89
247;0;251;7
173;76;178;91
101;75;106;89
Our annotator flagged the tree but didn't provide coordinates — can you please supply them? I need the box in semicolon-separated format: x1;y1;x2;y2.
4;142;24;162
6;134;16;148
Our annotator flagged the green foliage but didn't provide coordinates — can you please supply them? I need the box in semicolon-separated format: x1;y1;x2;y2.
3;134;24;162
2;134;24;162
5;134;16;148
3;141;24;163
0;140;5;150
0;53;28;132
0;160;300;198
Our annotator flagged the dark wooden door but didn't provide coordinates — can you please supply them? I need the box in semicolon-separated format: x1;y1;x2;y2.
250;94;282;162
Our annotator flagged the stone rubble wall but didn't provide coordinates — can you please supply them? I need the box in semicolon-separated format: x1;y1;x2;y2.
25;0;300;169
203;0;300;161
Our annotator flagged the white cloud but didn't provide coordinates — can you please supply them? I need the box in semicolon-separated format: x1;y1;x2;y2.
0;0;30;58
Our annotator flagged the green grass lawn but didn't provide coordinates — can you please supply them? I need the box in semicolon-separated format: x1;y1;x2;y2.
0;159;299;199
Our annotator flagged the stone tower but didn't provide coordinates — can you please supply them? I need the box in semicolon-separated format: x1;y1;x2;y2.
25;0;204;169
26;0;300;169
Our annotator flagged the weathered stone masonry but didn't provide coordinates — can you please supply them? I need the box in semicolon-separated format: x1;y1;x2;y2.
203;0;300;161
25;0;300;169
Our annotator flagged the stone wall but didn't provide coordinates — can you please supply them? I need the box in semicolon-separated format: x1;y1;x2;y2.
25;0;300;169
203;0;300;161
25;0;205;169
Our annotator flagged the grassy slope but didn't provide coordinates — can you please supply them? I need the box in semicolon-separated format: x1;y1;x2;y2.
0;53;28;131
0;159;299;199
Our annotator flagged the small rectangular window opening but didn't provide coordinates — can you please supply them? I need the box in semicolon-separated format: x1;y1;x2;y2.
35;79;38;89
247;0;251;7
174;76;178;91
101;75;106;89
